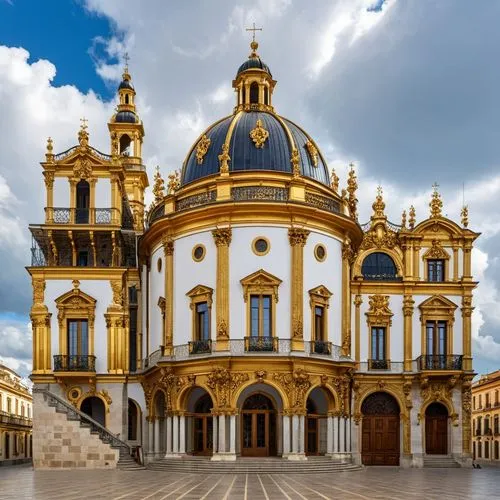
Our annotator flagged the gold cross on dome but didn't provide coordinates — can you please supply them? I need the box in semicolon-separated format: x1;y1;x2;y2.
432;181;440;193
80;117;88;130
124;52;130;68
246;23;262;43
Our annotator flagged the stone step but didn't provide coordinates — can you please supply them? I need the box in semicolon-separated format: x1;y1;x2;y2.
423;456;461;468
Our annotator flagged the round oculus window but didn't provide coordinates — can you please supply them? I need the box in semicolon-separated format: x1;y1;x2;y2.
192;244;206;262
253;237;270;255
314;244;327;262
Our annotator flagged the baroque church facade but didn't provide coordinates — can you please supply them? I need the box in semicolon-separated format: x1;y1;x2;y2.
28;40;478;468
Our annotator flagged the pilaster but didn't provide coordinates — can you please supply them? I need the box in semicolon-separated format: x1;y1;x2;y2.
163;236;174;355
403;294;414;372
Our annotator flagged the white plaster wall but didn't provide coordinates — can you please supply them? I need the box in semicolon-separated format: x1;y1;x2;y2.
128;383;146;412
149;245;164;353
173;231;216;346
358;294;370;361
302;232;343;345
457;249;463;279
230;226;290;339
53;178;69;207
141;264;148;355
446;295;462;354
94;178;111;207
45;279;111;373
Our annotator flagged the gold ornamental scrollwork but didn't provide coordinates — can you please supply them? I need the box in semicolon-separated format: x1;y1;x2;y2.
305;140;318;167
32;278;45;306
196;134;211;164
206;367;249;409
273;369;311;408
73;157;93;180
249;119;269;149
212;228;232;247
291;148;300;178
218;143;230;174
288;228;310;247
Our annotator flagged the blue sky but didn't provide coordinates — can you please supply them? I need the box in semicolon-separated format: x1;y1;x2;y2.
0;0;499;380
0;0;116;99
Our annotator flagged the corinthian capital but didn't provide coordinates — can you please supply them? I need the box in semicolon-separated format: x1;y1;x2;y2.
288;228;310;247
212;227;232;247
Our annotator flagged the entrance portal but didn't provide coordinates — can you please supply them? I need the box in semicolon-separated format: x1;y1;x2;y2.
241;393;276;457
425;402;448;455
192;393;213;455
361;392;400;465
80;396;106;427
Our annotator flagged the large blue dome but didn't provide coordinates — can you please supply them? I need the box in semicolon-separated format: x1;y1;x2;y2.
181;111;330;186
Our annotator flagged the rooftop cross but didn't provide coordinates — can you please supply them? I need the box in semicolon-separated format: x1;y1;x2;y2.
124;52;130;70
80;117;88;130
246;23;263;43
432;181;440;193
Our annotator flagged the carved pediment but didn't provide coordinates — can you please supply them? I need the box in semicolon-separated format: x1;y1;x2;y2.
419;295;458;315
240;269;282;303
186;284;214;299
422;239;450;260
55;280;96;309
309;285;333;300
366;294;393;326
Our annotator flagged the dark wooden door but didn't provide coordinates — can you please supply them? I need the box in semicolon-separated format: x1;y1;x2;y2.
306;416;319;455
362;415;400;465
361;392;401;466
241;411;270;456
426;415;447;454
193;415;213;455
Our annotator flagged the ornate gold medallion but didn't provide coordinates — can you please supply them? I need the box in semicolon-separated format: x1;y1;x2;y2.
196;134;211;164
249;119;269;148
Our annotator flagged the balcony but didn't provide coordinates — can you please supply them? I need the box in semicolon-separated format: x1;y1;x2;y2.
475;429;481;437
244;336;278;352
309;340;332;355
188;339;212;355
53;355;96;372
484;428;492;436
368;359;391;370
417;354;463;371
0;410;32;428
48;207;118;225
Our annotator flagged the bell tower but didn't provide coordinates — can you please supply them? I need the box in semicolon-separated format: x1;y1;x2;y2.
108;55;148;231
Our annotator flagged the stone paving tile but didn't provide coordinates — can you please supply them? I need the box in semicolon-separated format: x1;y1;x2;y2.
0;464;499;500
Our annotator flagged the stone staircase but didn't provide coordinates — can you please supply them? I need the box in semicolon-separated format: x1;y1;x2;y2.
147;455;363;474
35;386;143;470
423;455;461;468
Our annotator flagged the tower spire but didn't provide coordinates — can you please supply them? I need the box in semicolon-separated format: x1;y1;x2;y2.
246;23;262;57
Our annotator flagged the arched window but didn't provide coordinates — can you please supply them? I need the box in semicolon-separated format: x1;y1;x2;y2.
128;399;140;441
361;252;399;281
125;94;129;104
120;134;132;155
250;82;259;104
76;180;90;224
81;396;105;426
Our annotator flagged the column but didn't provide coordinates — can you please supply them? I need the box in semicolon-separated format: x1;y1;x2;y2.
346;417;351;453
154;418;160;456
341;241;352;356
148;418;154;456
172;414;179;454
229;414;236;455
462;296;473;371
44;172;54;223
218;414;226;453
212;228;232;351
283;414;291;456
339;416;345;454
403;294;414;372
289;229;310;351
165;416;173;455
162;237;174;355
292;414;299;454
213;413;218;454
326;415;334;455
332;415;338;453
354;295;362;363
298;415;305;455
179;414;186;454
413;245;421;281
453;245;459;281
463;241;472;279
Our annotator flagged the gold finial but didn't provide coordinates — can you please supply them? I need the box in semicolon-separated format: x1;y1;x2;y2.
372;185;385;218
330;168;339;193
167;170;180;195
124;52;130;71
152;166;165;202
246;23;263;56
461;205;469;228
45;137;54;162
291;148;300;178
80;117;88;130
196;134;211;164
409;205;416;229
347;163;358;220
401;210;407;229
429;182;443;218
78;117;89;147
218;143;230;174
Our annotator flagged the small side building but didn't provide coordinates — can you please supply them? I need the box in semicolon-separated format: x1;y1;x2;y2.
472;370;500;465
0;364;33;465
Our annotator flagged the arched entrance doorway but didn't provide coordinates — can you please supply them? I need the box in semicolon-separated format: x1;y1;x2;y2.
128;398;141;442
241;393;277;457
191;393;213;455
425;402;448;455
361;392;400;465
80;396;106;427
305;387;329;455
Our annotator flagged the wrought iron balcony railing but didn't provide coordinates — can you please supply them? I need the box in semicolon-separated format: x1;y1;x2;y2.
244;336;278;352
189;339;212;355
47;207;118;225
417;354;463;370
53;355;96;372
309;340;332;355
0;410;32;428
368;359;391;370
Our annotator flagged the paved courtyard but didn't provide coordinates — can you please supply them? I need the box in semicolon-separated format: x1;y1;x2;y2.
0;465;499;499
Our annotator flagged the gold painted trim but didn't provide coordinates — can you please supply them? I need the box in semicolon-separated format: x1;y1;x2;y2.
251;236;271;256
313;243;327;262
186;285;213;341
309;285;332;342
365;295;393;363
192;244;206;262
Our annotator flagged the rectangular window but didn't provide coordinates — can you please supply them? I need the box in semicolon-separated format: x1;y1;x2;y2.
494;416;499;435
428;259;445;282
479;394;482;408
67;319;89;356
371;327;386;360
426;320;447;355
485;441;490;458
486;393;490;407
7;397;11;413
473;396;476;410
478;441;482;458
195;302;210;340
129;286;138;372
77;250;89;267
250;294;272;337
314;306;325;341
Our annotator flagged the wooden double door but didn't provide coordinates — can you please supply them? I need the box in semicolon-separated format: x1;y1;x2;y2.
425;403;448;455
361;392;400;466
193;415;213;455
241;394;277;457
